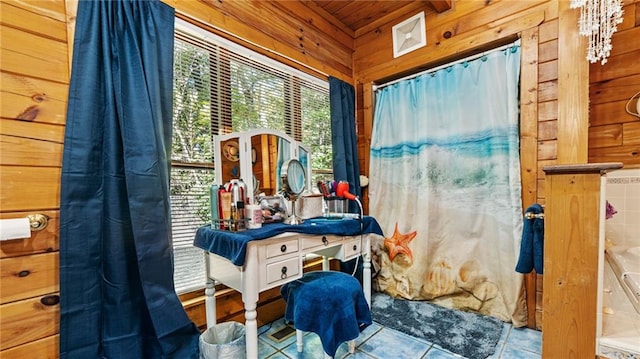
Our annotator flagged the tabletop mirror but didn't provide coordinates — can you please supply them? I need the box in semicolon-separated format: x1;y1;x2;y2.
280;158;307;225
214;129;312;207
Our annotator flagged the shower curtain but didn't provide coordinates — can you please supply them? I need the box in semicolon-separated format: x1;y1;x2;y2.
369;43;526;325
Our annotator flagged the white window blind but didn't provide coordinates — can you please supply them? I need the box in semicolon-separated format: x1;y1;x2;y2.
170;20;332;293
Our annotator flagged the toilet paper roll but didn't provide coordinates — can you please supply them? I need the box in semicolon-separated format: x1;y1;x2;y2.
0;218;32;240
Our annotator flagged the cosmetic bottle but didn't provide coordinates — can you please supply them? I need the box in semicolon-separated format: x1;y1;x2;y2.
230;202;238;232
236;201;246;231
218;186;231;230
210;184;219;229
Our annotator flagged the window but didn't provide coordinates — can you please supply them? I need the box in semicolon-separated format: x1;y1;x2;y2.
170;20;332;293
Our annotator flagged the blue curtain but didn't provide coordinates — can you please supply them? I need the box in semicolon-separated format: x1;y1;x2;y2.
329;76;361;213
329;77;363;279
59;1;200;358
369;42;527;325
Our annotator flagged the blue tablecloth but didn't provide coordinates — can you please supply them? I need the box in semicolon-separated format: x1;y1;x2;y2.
193;216;383;266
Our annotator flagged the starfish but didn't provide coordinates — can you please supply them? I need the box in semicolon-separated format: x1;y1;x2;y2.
383;222;417;263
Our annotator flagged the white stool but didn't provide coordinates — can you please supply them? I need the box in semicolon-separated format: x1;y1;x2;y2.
280;271;371;358
295;329;355;358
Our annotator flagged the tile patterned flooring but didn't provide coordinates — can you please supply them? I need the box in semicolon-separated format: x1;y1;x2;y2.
256;316;542;359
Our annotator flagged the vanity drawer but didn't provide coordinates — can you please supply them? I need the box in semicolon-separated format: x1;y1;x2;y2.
300;234;342;250
266;238;299;259
266;257;301;285
343;238;362;259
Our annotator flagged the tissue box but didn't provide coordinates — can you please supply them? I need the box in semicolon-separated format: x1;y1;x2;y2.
295;194;324;219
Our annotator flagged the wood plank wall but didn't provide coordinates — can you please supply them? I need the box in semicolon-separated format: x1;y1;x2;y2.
162;0;355;83
588;0;640;166
0;0;69;356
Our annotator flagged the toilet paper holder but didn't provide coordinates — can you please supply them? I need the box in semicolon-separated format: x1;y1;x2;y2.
26;214;49;231
0;214;49;241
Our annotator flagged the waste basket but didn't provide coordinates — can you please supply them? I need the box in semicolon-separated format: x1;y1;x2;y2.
199;322;246;359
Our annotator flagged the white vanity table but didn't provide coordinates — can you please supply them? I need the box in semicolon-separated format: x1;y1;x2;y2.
199;128;382;358
194;219;383;359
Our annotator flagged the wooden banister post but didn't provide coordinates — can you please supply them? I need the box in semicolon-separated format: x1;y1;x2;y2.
541;163;622;358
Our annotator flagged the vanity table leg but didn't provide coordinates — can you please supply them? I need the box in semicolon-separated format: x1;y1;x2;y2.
243;296;259;359
363;235;372;307
205;258;216;328
322;255;329;271
243;246;260;359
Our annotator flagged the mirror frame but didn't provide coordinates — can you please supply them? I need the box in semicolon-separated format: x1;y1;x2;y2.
280;158;307;197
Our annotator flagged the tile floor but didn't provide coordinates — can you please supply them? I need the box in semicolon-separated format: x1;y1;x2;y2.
256;316;542;359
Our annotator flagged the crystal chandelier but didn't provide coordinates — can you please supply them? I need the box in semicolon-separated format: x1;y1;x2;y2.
570;0;624;65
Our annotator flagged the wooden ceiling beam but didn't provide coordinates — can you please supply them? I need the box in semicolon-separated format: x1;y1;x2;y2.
429;0;453;13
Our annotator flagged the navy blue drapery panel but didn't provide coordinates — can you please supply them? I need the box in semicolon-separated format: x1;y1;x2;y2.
329;76;361;213
59;1;199;358
329;77;363;279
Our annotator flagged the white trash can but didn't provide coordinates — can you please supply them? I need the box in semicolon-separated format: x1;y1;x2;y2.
199;322;246;359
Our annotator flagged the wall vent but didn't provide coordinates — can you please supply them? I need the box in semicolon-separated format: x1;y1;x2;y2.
392;12;426;58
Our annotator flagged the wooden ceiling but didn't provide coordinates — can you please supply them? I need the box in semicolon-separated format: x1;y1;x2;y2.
309;0;452;33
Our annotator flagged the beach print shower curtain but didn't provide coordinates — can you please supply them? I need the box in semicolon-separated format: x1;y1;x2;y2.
369;43;527;325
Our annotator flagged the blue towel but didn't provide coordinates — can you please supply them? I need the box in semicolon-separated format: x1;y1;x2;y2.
193;216;384;266
515;204;545;274
280;271;372;357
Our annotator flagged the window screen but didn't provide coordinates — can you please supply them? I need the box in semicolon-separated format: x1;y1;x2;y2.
170;20;332;293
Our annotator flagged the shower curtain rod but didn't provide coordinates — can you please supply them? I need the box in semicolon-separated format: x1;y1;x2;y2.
372;39;521;92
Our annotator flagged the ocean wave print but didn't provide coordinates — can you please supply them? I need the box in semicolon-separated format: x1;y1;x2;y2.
371;126;519;160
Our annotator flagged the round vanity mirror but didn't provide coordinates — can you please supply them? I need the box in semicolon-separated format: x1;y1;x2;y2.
280;159;306;225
